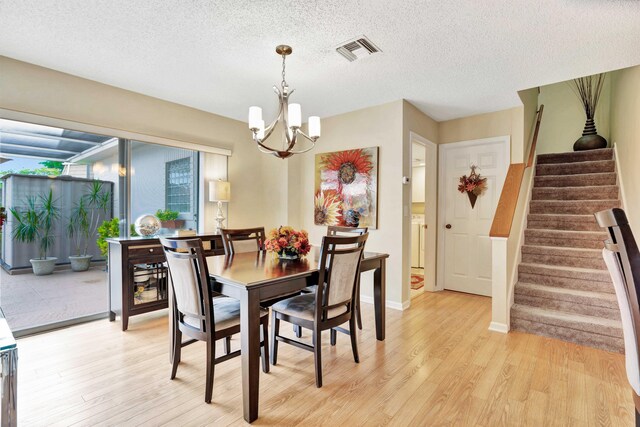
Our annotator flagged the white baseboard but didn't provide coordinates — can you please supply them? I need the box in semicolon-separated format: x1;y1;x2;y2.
488;321;509;334
360;295;410;311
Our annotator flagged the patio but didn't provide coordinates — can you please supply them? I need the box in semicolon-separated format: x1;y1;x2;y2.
0;266;108;332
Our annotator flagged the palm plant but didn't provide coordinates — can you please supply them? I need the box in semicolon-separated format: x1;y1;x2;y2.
10;189;60;259
67;181;111;256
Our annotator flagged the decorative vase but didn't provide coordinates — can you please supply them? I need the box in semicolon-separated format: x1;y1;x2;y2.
467;192;478;209
69;255;93;272
278;250;300;260
573;117;607;151
30;257;57;276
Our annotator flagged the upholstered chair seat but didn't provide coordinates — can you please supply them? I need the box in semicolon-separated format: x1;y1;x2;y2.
183;297;268;331
272;293;348;322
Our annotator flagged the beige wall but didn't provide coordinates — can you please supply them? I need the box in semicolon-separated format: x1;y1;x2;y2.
610;65;640;235
0;56;283;231
536;76;611;155
438;107;524;162
296;100;406;306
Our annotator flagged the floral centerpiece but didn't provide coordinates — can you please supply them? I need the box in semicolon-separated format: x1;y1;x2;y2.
265;226;311;260
457;165;487;208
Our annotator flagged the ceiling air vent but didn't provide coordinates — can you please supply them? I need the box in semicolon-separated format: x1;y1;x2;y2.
335;36;381;62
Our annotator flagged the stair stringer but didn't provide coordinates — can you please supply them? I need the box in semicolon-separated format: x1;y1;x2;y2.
506;156;537;331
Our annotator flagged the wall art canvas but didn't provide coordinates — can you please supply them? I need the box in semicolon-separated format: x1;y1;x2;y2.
314;147;379;229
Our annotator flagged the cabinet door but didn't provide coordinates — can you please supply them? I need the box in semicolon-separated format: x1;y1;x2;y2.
419;225;426;268
411;224;420;267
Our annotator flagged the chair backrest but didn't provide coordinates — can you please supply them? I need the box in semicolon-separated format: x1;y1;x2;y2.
595;208;640;395
327;225;368;237
160;238;213;334
316;233;368;321
220;227;265;255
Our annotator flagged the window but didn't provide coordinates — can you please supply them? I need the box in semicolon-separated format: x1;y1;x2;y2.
165;157;192;213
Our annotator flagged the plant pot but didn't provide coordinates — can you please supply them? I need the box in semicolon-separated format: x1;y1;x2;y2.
160;220;186;229
30;257;57;276
574;118;608;151
69;255;93;272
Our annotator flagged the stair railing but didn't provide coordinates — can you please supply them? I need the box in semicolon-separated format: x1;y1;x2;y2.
490;104;544;238
488;104;543;333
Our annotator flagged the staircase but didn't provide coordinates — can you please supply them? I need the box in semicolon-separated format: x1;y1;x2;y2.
510;148;623;353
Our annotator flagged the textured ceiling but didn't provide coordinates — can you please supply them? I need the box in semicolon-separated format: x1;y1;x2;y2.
0;1;639;122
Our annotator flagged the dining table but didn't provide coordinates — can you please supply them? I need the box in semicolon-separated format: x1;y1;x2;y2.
202;246;389;423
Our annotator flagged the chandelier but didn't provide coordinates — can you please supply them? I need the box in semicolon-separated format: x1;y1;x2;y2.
248;45;321;159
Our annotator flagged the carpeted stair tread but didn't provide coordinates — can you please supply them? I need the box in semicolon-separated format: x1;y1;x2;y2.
534;172;617;188
518;272;614;294
511;317;623;353
521;245;606;269
514;283;618;321
511;304;622;338
524;229;608;249
527;214;601;232
532;185;618;201
518;263;611;283
536;160;615;176
529;199;620;215
536;149;613;164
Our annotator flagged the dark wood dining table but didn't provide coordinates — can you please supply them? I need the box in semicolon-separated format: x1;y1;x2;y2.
204;246;389;423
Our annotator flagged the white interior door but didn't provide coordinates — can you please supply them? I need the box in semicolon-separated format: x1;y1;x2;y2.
438;137;509;296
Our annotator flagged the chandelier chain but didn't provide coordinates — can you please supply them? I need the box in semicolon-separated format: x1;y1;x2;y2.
281;54;287;88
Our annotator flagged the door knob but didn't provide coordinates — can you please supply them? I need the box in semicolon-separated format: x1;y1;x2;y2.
423;224;428;229
445;224;452;229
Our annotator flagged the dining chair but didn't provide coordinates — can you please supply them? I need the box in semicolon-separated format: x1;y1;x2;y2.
220;227;266;255
270;233;368;387
328;225;368;330
595;208;640;423
161;237;269;403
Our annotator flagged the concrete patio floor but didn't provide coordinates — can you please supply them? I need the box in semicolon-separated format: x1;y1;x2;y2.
0;266;108;332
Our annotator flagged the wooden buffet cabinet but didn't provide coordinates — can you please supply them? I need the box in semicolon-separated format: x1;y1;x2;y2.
107;234;224;331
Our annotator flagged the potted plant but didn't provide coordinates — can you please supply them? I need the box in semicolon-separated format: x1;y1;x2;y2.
156;209;185;229
571;73;608;151
97;217;121;259
9;189;60;275
264;226;311;260
67;181;111;272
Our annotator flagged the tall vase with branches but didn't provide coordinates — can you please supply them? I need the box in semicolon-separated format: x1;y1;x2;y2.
571;73;608;151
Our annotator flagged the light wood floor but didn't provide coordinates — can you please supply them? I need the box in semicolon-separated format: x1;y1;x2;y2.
17;290;633;426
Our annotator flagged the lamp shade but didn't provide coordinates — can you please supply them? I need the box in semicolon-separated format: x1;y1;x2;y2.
209;181;230;202
308;116;321;138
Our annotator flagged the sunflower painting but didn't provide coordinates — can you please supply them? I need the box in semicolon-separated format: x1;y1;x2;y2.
314;147;379;229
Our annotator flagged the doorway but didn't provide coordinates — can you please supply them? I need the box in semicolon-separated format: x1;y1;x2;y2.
409;133;437;299
437;136;509;296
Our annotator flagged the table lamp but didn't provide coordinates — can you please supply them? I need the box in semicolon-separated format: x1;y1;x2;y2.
209;180;230;234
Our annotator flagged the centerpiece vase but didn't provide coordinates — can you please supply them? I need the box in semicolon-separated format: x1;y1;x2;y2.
278;250;300;260
573;117;607;151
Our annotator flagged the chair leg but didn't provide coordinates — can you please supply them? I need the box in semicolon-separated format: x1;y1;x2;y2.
270;310;279;365
294;325;302;338
205;337;215;403
224;336;231;355
330;328;337;346
170;328;182;380
349;315;359;363
261;318;270;373
313;330;323;388
356;280;363;330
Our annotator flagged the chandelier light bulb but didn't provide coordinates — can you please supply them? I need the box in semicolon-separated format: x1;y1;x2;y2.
308;116;321;138
248;106;262;130
288;103;302;128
